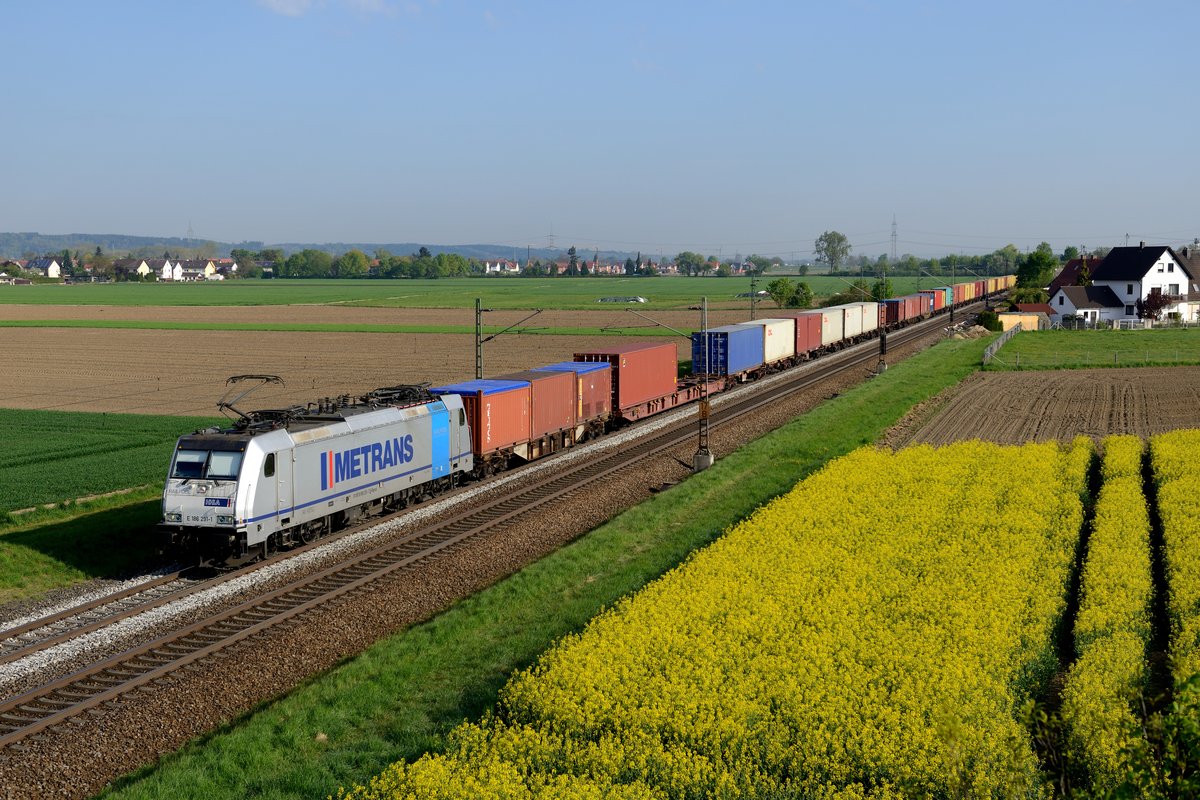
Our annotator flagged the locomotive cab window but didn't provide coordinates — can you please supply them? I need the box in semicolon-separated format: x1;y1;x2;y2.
264;453;275;478
459;409;465;426
170;449;244;481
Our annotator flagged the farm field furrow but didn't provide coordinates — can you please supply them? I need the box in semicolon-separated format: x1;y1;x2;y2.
902;367;1200;446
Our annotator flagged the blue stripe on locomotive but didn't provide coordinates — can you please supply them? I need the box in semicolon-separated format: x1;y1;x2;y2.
431;402;450;478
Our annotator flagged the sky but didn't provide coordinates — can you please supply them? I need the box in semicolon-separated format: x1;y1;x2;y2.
4;0;1198;259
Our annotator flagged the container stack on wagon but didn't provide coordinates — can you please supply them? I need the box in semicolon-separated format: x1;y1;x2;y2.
574;341;687;422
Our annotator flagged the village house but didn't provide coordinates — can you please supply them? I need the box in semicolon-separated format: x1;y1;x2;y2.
1048;243;1195;324
23;257;62;279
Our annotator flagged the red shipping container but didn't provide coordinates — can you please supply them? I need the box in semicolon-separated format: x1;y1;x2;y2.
919;290;945;311
974;280;986;298
494;369;576;438
768;311;824;356
574;341;678;412
533;362;612;423
429;380;529;456
953;283;967;305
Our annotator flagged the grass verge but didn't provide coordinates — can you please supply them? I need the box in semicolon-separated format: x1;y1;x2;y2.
0;497;163;605
95;335;993;800
986;328;1200;370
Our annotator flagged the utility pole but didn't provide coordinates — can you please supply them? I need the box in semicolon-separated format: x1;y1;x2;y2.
475;298;485;379
694;296;714;472
750;272;758;320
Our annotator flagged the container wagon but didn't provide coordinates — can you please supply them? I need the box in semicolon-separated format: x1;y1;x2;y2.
574;341;685;423
532;361;612;441
739;318;796;365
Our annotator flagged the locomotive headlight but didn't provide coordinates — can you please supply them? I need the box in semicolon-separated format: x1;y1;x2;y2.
165;512;182;522
216;515;235;525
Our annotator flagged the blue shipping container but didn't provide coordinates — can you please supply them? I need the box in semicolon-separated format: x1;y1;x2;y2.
691;324;765;376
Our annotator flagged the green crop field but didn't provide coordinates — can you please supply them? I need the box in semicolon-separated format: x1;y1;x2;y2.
0;408;217;515
987;328;1200;370
0;276;939;310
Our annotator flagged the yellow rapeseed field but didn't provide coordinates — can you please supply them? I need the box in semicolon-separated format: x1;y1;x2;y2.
338;439;1092;799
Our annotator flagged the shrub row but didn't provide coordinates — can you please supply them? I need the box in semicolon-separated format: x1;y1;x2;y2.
1150;430;1200;685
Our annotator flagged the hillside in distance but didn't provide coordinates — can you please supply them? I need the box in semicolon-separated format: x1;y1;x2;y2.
0;231;633;264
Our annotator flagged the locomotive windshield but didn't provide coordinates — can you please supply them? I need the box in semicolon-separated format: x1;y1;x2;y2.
171;449;244;481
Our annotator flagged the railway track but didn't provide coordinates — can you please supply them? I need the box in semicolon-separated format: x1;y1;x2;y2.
0;307;972;751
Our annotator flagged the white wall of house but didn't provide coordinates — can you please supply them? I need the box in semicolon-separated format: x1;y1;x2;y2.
1093;251;1194;320
1048;290;1125;324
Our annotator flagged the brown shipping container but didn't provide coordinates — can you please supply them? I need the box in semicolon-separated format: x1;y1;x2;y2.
494;369;576;438
448;382;530;455
532;362;612;423
574;341;678;411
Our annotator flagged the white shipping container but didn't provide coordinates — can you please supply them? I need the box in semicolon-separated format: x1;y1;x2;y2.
816;308;844;345
849;301;880;334
742;318;796;364
826;303;863;338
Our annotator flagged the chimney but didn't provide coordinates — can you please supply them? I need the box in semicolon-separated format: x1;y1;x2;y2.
1140;240;1145;248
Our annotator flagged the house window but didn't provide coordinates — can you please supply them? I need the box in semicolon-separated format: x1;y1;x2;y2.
1127;284;1134;295
1125;304;1135;315
1170;284;1180;295
1168;263;1175;273
1158;263;1165;272
1058;295;1064;306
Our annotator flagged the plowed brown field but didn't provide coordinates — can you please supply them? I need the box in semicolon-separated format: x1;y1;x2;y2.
0;327;688;417
900;367;1200;446
0;305;760;417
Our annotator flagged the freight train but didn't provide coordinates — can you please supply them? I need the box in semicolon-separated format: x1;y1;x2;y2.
160;276;1013;563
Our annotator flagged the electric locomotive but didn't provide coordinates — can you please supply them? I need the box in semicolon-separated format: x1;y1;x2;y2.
160;378;472;564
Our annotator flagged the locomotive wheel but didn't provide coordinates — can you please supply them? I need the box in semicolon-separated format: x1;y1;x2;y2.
297;523;316;545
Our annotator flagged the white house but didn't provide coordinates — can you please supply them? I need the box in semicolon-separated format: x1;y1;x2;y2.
1049;243;1196;323
24;258;61;278
484;260;521;274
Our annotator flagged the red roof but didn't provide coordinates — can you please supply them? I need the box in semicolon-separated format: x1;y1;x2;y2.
1016;303;1054;315
1048;256;1102;294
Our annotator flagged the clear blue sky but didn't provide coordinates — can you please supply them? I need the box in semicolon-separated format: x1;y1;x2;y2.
5;1;1198;259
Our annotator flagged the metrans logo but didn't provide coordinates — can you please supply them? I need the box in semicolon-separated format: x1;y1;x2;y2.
320;435;415;490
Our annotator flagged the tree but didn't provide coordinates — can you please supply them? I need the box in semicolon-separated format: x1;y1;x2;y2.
334;249;369;278
787;281;814;309
91;246;112;279
766;277;796;308
1017;241;1058;288
870;277;894;302
746;255;772;275
715;263;732;278
813;231;851;272
566;246;579;276
60;249;74;277
1136;291;1173;320
675;251;704;277
1009;287;1049;305
418;246;432;259
624;257;637;276
1062;246;1080;262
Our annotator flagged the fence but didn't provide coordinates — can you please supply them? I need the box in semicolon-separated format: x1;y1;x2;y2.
982;323;1020;365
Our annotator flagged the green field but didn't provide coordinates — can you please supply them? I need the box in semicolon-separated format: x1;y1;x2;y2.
0;276;937;310
0;408;216;515
97;335;996;800
987;328;1200;370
